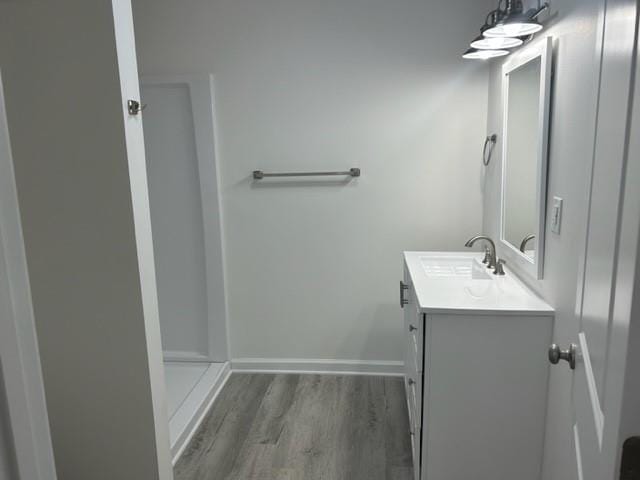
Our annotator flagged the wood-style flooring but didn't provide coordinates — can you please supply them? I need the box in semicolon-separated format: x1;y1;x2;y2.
174;373;413;480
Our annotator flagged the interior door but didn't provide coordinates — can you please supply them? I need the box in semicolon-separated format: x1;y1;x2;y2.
0;72;56;480
566;1;639;478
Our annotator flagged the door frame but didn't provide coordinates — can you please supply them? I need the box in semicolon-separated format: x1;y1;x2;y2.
0;73;57;479
141;74;229;363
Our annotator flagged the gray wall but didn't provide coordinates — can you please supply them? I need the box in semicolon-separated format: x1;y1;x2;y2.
0;1;168;479
142;83;210;357
0;367;17;480
481;0;606;477
617;46;640;467
132;0;494;364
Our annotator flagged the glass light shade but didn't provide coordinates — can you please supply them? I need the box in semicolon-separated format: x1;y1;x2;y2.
470;36;523;50
462;48;509;60
483;21;542;37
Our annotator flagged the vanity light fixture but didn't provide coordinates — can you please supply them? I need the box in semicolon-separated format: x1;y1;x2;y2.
462;48;509;60
483;0;548;38
470;35;523;50
464;10;519;59
462;1;548;60
464;10;513;59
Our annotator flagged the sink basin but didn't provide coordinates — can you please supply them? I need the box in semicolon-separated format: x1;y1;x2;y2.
419;256;492;280
404;251;555;315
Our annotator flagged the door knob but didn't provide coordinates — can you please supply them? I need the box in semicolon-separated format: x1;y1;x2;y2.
548;343;577;370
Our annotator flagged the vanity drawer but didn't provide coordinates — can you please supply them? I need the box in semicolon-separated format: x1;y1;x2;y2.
406;374;422;480
410;375;422;431
410;430;420;480
404;304;423;373
405;371;422;431
404;379;416;432
410;329;421;373
404;334;419;377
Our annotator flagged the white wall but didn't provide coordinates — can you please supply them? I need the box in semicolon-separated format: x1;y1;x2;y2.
0;1;171;479
133;0;494;364
481;0;606;478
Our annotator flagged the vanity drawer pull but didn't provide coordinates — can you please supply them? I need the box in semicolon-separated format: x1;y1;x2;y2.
408;378;416;386
409;324;417;332
400;281;410;308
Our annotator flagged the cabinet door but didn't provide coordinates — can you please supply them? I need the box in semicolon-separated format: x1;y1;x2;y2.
423;314;550;480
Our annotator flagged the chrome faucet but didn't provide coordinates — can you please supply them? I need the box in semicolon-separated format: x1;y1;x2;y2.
481;246;492;265
519;234;536;253
464;235;506;275
464;235;496;268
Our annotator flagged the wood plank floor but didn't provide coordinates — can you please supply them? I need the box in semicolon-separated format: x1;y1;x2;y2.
174;374;413;480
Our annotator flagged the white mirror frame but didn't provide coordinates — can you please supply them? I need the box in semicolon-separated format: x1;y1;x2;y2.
500;36;552;280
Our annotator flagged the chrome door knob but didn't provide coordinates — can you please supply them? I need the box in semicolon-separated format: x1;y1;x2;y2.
548;343;577;370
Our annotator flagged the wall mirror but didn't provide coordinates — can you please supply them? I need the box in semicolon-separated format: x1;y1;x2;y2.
500;37;552;279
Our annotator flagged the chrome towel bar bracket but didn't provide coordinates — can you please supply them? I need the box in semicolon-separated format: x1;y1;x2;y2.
252;168;361;180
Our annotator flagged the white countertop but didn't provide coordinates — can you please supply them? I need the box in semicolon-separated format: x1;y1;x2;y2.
404;251;554;316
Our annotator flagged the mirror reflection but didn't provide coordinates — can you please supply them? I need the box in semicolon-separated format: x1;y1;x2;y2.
503;56;542;261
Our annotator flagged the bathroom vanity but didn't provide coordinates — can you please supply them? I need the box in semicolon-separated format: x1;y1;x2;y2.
401;251;554;480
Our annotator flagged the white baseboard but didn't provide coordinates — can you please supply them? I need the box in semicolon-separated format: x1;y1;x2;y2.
231;358;404;376
170;362;231;465
163;350;210;363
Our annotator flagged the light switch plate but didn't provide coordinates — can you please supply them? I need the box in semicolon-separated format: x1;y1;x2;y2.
551;196;563;234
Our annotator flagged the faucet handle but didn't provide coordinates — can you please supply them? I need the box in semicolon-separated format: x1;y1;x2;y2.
482;246;492;265
494;258;506;276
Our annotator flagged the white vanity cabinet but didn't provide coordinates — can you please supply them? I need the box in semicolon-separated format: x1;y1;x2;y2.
401;252;554;480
